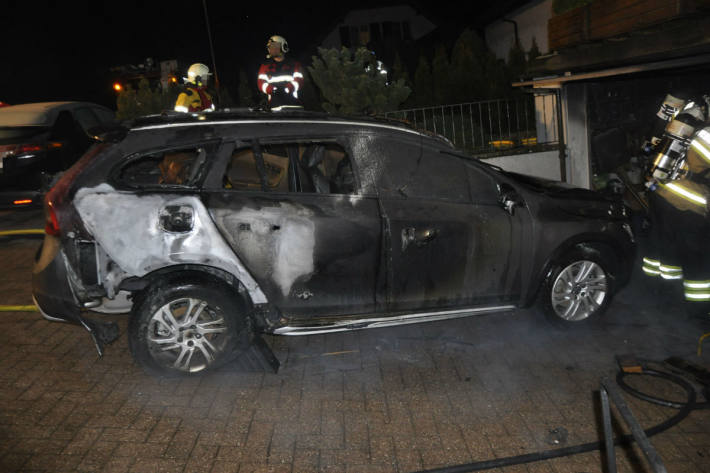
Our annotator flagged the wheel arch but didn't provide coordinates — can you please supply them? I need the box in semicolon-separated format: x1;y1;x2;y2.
523;233;630;308
122;264;254;314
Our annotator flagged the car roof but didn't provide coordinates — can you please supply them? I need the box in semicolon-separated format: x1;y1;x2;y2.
129;109;454;146
0;101;110;127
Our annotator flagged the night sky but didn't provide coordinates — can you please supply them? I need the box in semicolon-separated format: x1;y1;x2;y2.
3;0;524;108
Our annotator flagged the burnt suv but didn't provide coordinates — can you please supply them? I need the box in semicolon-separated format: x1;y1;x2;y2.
32;111;634;375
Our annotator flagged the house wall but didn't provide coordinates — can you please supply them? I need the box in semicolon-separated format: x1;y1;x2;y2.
485;0;552;60
485;150;561;181
562;83;592;188
321;6;437;49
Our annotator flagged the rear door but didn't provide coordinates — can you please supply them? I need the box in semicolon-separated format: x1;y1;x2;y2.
203;137;382;318
369;135;524;311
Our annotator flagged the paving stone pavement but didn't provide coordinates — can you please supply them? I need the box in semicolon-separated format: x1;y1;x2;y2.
1;234;709;473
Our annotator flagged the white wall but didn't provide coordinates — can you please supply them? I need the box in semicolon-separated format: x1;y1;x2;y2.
485;0;552;60
484;150;561;181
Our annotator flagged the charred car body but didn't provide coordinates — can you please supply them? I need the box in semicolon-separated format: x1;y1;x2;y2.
32;111;634;375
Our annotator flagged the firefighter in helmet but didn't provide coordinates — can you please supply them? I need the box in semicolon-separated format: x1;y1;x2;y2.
642;95;710;317
174;63;215;113
257;35;304;111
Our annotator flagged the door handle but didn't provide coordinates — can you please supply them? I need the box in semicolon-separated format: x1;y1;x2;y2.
401;227;438;251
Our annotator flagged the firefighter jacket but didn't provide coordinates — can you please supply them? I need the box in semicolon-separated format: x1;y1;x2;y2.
257;57;304;111
174;86;215;113
656;127;710;217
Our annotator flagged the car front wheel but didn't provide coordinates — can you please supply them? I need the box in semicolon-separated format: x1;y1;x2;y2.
129;281;251;375
540;248;612;325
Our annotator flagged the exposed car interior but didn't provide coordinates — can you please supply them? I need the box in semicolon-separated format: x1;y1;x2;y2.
223;142;355;194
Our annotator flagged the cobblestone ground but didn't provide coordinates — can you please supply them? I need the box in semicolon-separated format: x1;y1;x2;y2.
1;232;709;473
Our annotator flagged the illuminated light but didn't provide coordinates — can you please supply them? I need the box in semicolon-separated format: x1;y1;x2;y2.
684;101;696;110
197;115;207;120
490;140;514;148
113;82;123;92
13;199;32;205
170;76;177;83
684;280;710;289
664;182;707;206
47;142;63;149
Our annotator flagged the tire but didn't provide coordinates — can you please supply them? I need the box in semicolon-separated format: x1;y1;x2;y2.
128;280;252;376
539;247;613;326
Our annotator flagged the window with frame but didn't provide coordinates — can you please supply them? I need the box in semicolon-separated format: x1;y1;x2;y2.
117;146;209;187
223;141;356;194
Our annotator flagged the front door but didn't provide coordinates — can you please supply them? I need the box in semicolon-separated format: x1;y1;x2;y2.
371;137;523;311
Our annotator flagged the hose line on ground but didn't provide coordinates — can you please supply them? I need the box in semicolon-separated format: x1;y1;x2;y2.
412;365;706;473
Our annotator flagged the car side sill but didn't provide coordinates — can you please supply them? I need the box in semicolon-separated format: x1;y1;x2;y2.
272;305;516;335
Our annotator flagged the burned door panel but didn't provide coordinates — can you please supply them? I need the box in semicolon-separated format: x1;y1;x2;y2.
369;135;523;310
205;141;381;317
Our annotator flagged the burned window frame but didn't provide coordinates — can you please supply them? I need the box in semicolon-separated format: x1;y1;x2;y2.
211;137;362;196
110;140;219;191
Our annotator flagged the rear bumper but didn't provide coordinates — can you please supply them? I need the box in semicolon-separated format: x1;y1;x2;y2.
31;238;81;323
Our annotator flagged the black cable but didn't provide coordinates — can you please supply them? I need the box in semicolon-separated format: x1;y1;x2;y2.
410;366;705;473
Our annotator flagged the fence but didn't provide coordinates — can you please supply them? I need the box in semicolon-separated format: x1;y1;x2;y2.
384;94;560;157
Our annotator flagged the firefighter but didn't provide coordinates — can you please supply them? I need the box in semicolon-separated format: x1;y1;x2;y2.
257;35;304;111
643;108;710;317
655;126;710;313
174;63;215;113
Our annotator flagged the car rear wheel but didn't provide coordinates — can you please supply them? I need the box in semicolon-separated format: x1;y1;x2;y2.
129;281;251;375
540;248;612;325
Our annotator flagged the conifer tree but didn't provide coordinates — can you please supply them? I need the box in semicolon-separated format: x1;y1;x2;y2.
237;69;256;107
413;55;433;107
432;45;451;104
308;47;410;115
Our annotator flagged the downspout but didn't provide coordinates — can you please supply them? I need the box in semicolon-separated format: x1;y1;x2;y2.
556;88;567;182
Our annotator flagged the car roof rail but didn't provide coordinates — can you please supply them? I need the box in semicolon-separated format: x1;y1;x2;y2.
87;123;128;143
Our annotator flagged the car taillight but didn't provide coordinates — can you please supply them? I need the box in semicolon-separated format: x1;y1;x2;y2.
45;201;60;236
16;144;43;154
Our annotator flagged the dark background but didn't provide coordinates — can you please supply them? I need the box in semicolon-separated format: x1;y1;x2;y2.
2;0;527;108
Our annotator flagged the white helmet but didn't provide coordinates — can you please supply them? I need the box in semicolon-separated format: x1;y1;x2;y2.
267;35;289;57
184;63;212;85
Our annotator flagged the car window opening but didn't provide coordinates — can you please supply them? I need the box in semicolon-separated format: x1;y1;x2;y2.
223;141;355;195
117;147;206;187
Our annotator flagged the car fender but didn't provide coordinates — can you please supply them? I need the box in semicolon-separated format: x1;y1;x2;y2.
73;184;267;304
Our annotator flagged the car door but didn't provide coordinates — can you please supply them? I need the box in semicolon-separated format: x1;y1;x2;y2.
369;134;525;312
203;138;382;318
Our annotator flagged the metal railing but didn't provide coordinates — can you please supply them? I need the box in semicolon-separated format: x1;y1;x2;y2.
385;95;560;157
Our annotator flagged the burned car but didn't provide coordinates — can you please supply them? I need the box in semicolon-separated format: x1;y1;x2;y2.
32;111;634;375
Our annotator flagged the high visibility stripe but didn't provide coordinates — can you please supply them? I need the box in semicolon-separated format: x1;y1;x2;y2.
643;267;661;276
258;74;269;81
685;291;710;301
263;74;298;83
663;182;707;206
690;138;710;164
643;257;661;267
684;280;710;289
174;105;188;113
261;83;269;94
293;72;304;79
662;273;684;280
659;264;683;273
